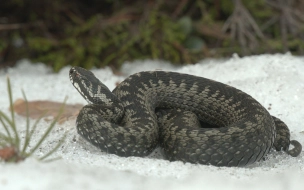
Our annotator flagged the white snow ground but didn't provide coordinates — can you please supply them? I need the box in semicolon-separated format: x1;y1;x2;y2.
0;53;303;190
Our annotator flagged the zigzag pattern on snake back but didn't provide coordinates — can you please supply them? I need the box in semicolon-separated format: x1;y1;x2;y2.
69;66;302;167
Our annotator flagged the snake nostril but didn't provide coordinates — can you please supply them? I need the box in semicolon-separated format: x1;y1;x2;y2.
70;69;77;77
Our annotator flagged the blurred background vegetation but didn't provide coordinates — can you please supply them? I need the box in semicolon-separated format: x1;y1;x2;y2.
0;0;304;72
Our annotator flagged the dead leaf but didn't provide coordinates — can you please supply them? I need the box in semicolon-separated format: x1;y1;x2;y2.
194;22;229;40
11;99;83;124
0;147;17;161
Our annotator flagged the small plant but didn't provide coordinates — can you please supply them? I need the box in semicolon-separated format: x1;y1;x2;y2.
0;77;66;162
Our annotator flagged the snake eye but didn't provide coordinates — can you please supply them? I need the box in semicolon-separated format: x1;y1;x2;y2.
70;69;74;75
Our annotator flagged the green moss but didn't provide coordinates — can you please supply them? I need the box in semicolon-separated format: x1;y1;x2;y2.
27;38;55;53
1;0;304;70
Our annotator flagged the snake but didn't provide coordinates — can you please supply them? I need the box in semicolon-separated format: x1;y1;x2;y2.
69;66;302;167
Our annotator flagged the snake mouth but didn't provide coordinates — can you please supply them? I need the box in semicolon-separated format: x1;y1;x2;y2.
69;67;115;105
69;67;92;104
69;67;78;86
69;67;80;82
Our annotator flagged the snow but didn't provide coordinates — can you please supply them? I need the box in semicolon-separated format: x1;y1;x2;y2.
0;53;304;190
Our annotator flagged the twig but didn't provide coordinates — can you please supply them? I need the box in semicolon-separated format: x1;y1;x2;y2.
222;0;264;53
172;0;189;18
0;23;27;31
265;0;304;51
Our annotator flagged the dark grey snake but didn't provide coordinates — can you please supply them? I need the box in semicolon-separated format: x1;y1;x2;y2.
69;66;302;167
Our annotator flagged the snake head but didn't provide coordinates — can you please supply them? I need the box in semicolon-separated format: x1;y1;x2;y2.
69;67;115;105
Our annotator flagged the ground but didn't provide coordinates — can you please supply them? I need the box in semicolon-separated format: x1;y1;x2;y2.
0;53;303;190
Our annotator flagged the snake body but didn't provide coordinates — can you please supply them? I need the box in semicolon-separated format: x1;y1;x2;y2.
69;67;302;167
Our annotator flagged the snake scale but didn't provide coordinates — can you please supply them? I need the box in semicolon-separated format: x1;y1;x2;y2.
69;66;302;167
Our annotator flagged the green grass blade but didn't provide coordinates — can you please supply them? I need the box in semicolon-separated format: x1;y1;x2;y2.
0;110;13;127
41;156;63;163
28;115;61;156
0;111;16;147
0;141;8;148
6;77;20;150
0;113;12;140
20;111;47;155
27;99;66;157
38;133;67;161
20;90;30;154
0;131;12;145
1;76;68;162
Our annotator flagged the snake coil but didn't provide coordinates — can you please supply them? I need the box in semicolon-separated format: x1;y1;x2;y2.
70;67;302;167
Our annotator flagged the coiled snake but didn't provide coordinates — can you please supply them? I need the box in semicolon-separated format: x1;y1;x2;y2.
69;67;302;167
